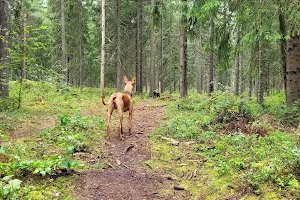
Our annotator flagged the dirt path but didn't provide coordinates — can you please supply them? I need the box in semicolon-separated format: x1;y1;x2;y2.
74;100;173;200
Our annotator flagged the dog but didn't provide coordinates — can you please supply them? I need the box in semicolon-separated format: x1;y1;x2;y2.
37;96;45;104
153;91;160;98
102;76;135;139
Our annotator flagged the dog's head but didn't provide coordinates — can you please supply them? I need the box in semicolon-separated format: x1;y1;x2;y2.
124;76;136;94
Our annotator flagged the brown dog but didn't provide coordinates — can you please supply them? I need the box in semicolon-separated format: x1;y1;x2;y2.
102;76;135;139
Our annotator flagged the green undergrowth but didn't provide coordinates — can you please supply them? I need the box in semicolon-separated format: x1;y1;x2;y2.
0;80;132;199
0;111;108;199
150;90;300;199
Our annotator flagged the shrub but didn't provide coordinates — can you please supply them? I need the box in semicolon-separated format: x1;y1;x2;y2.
0;97;18;111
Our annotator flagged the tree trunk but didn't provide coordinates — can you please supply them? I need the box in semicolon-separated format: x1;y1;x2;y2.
135;11;140;93
207;17;215;96
116;0;121;91
149;0;156;97
279;12;287;102
0;0;9;98
23;9;27;79
140;4;144;93
136;1;141;94
180;0;187;98
100;0;106;97
78;0;84;93
248;49;255;97
196;36;203;93
257;41;265;106
160;0;164;93
61;0;67;82
233;29;240;96
286;35;300;105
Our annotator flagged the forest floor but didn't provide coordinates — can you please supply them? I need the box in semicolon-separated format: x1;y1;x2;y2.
74;99;186;199
1;82;299;199
1;96;186;199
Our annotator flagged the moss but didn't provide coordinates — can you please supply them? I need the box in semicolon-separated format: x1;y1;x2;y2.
26;175;79;200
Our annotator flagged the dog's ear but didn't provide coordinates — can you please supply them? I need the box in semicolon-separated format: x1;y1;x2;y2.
131;76;136;85
124;76;128;84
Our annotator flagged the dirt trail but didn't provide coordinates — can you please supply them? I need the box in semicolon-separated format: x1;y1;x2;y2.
74;100;175;200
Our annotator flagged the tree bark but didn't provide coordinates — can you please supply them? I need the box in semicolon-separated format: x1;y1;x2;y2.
286;35;300;105
233;28;240;96
100;0;106;97
248;49;255;97
78;0;84;93
116;0;121;91
0;0;9;98
160;0;164;93
279;12;287;102
207;17;215;96
180;0;187;98
149;0;156;97
140;4;144;93
61;0;67;82
257;41;265;106
23;9;27;79
136;5;140;93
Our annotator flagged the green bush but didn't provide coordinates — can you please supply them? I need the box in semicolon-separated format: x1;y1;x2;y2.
168;115;201;139
0;97;18;111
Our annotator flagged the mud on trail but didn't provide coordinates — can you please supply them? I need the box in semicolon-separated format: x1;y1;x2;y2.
75;100;181;200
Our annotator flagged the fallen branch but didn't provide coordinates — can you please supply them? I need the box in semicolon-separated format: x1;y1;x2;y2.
188;168;197;180
107;163;115;169
124;144;134;153
173;185;185;190
161;137;179;146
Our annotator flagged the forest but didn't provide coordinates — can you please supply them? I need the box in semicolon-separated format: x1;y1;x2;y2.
0;0;300;199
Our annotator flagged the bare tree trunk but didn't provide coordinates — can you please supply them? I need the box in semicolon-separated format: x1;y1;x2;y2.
180;0;187;98
23;9;27;79
239;54;244;94
286;35;300;105
149;0;156;97
257;41;265;106
116;0;121;91
0;0;9;98
248;49;255;97
100;0;106;97
140;4;144;93
207;17;215;96
160;0;164;93
279;12;287;102
61;0;67;82
233;28;240;96
136;1;141;94
196;36;203;93
78;0;84;93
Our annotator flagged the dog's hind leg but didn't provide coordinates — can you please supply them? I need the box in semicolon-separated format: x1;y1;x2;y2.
116;103;124;139
128;106;133;135
106;107;113;140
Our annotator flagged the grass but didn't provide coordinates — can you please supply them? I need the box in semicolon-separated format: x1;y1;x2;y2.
149;90;300;199
1;81;299;199
0;80;137;199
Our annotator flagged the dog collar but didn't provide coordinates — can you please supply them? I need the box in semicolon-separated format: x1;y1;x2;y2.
124;90;132;96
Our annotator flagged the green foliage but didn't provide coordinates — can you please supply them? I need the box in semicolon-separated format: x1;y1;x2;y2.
0;97;18;111
151;92;300;198
0;175;23;200
168;115;200;139
59;114;72;126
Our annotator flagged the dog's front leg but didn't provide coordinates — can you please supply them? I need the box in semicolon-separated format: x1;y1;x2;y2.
128;106;133;135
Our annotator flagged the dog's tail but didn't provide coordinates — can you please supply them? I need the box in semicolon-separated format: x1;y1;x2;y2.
102;95;107;105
